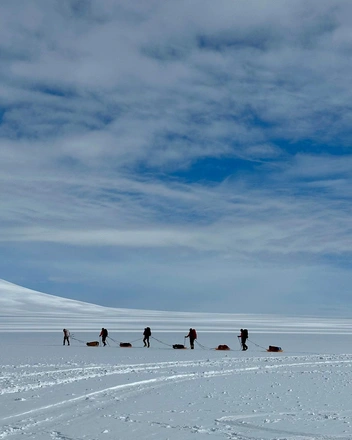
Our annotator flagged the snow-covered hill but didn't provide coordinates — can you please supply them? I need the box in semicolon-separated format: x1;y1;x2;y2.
0;279;109;314
1;278;352;334
0;278;166;332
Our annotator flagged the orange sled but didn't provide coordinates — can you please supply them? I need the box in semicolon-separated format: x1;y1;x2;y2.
86;341;99;347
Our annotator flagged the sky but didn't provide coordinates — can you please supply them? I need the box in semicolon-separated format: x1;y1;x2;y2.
1;0;352;315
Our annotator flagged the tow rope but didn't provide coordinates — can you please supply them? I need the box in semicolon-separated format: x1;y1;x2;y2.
151;336;173;348
70;334;86;344
248;338;268;351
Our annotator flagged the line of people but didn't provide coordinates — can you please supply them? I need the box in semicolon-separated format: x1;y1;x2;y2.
63;327;249;350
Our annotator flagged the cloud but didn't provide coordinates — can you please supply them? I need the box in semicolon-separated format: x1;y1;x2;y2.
1;0;352;314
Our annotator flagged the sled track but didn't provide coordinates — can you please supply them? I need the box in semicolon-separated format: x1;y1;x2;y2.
1;355;352;439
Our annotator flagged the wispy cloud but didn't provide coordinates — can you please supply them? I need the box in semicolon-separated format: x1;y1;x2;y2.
1;0;352;314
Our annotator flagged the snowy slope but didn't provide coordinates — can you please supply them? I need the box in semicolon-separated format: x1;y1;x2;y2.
2;278;352;334
0;279;108;314
2;279;352;439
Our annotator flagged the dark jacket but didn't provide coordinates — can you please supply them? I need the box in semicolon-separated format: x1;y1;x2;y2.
143;327;151;337
240;329;248;340
186;328;197;340
100;328;108;338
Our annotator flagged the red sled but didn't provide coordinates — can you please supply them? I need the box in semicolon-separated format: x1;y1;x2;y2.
216;344;230;350
267;345;283;352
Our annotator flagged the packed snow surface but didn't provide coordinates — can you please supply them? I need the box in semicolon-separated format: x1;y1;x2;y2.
1;279;352;439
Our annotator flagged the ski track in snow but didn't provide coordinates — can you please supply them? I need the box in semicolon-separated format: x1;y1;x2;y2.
1;353;352;439
3;281;352;438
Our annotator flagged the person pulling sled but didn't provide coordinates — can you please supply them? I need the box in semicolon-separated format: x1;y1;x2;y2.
239;328;248;351
185;328;197;349
63;328;70;346
143;327;152;347
99;328;108;346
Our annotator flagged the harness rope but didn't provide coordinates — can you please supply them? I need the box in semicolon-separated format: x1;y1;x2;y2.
70;335;86;344
107;336;143;345
107;335;119;344
128;337;144;344
248;338;267;350
151;336;174;347
195;339;214;350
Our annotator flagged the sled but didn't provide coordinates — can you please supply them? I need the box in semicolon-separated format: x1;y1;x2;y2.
173;344;186;349
120;342;132;348
216;344;230;351
267;345;283;352
86;341;99;347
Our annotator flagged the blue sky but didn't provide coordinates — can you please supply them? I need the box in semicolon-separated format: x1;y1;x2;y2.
1;0;352;315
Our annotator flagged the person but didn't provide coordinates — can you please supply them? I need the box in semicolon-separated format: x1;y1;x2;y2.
185;328;197;349
239;328;248;351
63;328;70;346
99;327;108;346
143;327;152;347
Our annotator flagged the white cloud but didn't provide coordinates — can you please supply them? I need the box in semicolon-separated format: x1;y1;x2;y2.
1;0;352;313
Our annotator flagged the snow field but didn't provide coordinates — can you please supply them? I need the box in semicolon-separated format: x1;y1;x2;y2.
1;332;352;439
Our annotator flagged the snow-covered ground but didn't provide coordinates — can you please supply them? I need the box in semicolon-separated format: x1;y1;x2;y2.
1;279;352;439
